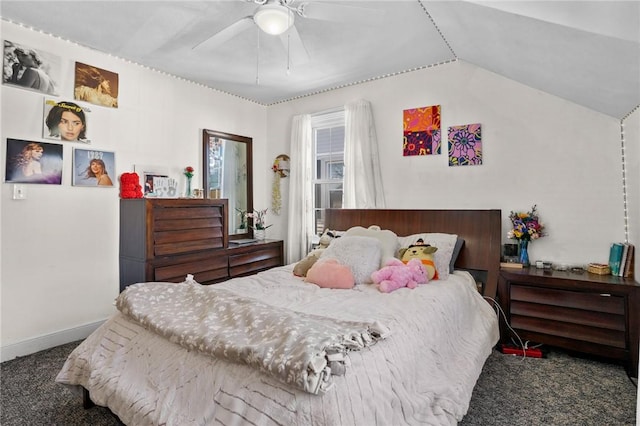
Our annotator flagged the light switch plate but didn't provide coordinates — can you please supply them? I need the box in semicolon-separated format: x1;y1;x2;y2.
12;184;26;200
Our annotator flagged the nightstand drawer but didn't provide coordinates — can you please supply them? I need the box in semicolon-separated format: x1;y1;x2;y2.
511;314;626;348
510;284;626;348
511;285;624;314
511;300;625;331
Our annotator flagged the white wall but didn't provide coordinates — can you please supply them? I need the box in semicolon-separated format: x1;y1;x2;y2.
0;22;268;360
266;60;633;268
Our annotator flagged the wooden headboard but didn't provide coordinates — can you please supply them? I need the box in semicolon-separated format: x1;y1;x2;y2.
324;209;502;299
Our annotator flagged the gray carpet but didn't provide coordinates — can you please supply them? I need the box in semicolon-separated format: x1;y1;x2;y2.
1;341;637;425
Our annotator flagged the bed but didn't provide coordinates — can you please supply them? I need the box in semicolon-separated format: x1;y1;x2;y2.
56;208;501;426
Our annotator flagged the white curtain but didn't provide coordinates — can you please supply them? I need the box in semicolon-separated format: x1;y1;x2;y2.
343;99;386;208
286;114;313;264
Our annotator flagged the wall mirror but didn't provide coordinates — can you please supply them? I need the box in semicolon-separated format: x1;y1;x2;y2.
203;129;253;239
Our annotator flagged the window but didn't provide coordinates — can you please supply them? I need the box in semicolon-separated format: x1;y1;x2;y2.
311;110;345;236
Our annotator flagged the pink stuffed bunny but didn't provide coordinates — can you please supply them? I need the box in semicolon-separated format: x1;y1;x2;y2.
371;258;428;293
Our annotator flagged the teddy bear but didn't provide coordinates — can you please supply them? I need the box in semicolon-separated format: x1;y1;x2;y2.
398;238;439;280
371;258;428;293
119;172;144;199
293;229;340;277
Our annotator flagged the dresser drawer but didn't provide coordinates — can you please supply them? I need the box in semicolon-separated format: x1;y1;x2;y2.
229;244;283;277
152;205;225;256
152;251;229;284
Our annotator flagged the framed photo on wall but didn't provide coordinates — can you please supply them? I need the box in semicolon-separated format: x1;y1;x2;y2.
42;98;91;143
72;148;115;187
74;62;118;108
4;138;63;184
3;40;60;95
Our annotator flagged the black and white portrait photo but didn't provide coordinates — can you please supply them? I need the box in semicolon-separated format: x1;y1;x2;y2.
3;40;60;95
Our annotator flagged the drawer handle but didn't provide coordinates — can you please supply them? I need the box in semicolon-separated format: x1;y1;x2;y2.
599;293;611;297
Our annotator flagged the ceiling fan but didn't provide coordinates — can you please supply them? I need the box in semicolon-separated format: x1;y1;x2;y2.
193;0;381;65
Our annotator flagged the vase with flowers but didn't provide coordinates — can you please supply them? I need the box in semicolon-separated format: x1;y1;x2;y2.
247;208;272;240
507;204;546;267
184;166;194;197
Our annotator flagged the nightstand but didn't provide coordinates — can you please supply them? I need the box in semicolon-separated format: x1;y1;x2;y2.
498;267;639;377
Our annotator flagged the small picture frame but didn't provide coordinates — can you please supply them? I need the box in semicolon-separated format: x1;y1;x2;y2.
134;164;178;198
4;138;63;184
72;148;115;187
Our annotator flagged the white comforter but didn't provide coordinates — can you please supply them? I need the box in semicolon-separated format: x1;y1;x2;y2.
56;266;499;426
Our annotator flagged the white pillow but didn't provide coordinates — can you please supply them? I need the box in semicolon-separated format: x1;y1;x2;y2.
343;225;399;268
321;236;382;284
397;233;458;280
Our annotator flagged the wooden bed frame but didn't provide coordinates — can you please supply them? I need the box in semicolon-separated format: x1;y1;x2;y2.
325;209;502;299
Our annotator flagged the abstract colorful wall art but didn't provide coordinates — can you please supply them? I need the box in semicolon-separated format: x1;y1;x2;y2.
403;105;441;156
448;123;482;166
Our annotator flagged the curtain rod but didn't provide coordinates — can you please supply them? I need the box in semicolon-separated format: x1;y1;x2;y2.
311;106;344;117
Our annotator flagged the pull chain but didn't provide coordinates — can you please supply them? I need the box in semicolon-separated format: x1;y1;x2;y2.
286;32;291;76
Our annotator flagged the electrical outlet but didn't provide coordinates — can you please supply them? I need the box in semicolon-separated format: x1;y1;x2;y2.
12;184;26;200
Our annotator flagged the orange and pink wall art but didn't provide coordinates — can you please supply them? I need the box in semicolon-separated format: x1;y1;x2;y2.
403;105;441;156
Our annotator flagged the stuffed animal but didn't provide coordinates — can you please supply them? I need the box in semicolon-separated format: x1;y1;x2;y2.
293;229;339;277
398;238;439;280
305;258;355;289
119;172;143;199
318;229;339;249
343;225;398;267
293;254;320;277
371;258;428;293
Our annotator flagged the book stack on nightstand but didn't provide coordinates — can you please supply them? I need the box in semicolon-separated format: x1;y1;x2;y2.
608;243;635;278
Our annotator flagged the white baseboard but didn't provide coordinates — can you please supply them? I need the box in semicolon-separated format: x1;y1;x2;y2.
0;320;106;363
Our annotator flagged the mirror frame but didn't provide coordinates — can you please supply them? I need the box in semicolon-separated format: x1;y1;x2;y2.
202;129;253;240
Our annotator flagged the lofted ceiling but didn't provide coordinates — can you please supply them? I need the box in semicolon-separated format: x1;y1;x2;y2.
1;1;638;118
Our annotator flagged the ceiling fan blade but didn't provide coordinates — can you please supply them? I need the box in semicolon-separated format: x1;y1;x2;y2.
193;16;254;51
299;2;383;23
280;25;310;66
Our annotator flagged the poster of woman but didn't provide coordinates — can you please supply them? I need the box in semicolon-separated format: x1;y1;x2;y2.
3;40;60;95
43;98;91;143
4;138;63;184
72;148;115;187
74;62;118;108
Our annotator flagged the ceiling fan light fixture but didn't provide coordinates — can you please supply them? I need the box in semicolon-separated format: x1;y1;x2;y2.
254;4;294;35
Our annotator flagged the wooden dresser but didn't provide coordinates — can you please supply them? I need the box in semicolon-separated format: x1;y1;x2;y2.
119;199;284;291
498;267;639;377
